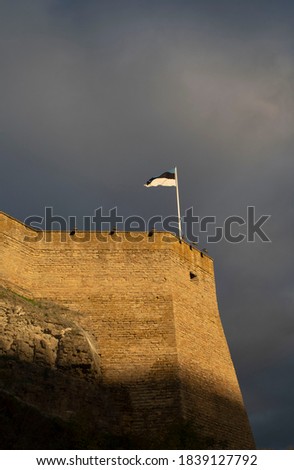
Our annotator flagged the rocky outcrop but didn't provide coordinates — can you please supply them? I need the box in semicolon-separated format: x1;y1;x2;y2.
0;286;132;449
0;286;100;381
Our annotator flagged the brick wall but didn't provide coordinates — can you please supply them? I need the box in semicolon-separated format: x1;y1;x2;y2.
0;212;255;448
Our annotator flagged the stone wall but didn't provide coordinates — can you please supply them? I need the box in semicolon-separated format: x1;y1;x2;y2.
0;211;255;448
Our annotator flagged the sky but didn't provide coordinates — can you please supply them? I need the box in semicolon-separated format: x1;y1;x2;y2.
1;0;294;449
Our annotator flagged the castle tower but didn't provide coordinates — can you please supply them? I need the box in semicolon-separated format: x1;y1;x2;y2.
0;211;255;449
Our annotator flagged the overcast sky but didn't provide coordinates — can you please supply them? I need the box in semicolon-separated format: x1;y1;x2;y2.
1;0;294;449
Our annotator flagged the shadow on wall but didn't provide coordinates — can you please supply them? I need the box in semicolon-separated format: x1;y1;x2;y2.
0;286;255;450
0;355;254;450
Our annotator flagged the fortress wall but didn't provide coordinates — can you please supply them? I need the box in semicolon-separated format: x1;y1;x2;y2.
28;235;179;374
0;212;255;447
0;216;182;435
0;213;37;294
168;245;254;448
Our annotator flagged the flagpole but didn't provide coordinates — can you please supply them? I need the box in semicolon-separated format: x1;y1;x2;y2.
175;167;182;239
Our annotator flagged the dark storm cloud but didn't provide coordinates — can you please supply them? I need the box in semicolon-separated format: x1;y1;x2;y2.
1;0;294;448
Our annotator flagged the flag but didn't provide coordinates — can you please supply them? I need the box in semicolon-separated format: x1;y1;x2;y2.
144;169;176;187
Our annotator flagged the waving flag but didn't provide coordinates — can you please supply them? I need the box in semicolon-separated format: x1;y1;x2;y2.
144;167;182;238
144;169;176;187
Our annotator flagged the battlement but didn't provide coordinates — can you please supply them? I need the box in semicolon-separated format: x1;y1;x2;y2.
0;211;255;449
0;209;212;259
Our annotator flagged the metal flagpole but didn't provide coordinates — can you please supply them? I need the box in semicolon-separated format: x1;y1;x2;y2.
175;167;182;239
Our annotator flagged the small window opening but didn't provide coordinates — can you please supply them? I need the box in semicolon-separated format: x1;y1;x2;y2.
190;271;197;280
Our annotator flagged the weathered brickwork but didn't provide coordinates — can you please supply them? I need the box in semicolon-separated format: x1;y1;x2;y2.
0;211;255;448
